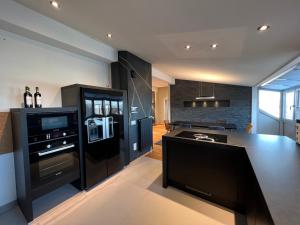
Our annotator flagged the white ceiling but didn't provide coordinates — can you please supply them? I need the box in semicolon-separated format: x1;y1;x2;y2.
13;0;300;86
152;77;169;88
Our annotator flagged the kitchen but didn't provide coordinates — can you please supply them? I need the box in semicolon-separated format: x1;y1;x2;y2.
1;0;300;225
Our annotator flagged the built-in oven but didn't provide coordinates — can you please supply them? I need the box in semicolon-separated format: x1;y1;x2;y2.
27;112;78;142
29;136;79;190
27;111;80;197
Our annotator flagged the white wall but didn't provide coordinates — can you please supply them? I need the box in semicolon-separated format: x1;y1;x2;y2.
156;86;170;124
251;87;258;133
0;29;110;111
0;29;111;207
257;112;280;135
152;87;158;123
152;67;175;85
0;0;117;63
0;153;16;207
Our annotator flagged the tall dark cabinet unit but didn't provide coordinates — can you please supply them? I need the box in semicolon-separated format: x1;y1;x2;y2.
11;107;80;222
61;84;129;189
111;51;153;162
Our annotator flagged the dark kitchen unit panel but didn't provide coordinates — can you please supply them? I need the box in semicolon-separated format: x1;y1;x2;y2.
11;107;80;222
163;131;275;224
138;117;153;152
163;137;247;213
111;51;153;162
61;84;129;189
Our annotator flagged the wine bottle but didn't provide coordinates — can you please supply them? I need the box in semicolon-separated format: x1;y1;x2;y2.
24;86;33;108
34;87;42;108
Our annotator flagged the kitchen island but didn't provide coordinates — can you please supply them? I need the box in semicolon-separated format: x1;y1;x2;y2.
162;128;300;225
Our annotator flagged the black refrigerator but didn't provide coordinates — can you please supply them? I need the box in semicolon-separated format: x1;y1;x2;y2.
61;84;129;189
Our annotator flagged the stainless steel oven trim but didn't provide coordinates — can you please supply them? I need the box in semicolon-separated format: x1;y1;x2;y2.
38;144;75;156
39;161;70;172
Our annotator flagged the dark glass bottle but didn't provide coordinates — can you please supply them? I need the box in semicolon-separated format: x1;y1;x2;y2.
34;87;42;108
24;86;33;108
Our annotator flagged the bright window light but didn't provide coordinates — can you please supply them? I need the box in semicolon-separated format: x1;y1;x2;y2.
259;90;281;118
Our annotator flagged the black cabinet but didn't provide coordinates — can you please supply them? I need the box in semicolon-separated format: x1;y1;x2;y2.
246;169;274;225
111;51;153;162
61;84;129;189
11;107;80;222
165;138;246;212
163;135;274;225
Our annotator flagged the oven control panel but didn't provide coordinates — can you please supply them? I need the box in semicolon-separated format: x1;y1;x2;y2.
29;130;77;144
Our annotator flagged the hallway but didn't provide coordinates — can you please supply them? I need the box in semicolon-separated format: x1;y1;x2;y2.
146;124;166;161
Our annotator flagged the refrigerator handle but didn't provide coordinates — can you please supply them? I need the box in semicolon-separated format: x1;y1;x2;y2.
106;117;114;138
110;117;114;138
103;117;107;139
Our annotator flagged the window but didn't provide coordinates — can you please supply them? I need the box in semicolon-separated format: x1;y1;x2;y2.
284;91;295;120
259;90;281;118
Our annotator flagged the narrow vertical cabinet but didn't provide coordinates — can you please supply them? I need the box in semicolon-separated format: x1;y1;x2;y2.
246;169;275;225
111;51;153;162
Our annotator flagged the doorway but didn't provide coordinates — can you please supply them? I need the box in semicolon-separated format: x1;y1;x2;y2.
282;90;297;139
164;98;169;121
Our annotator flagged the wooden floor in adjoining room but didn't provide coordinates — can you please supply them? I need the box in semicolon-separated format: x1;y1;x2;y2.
146;124;166;160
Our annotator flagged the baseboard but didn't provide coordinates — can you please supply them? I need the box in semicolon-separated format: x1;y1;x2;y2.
0;200;16;215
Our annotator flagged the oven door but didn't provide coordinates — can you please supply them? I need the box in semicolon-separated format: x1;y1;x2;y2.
27;112;78;138
29;143;80;192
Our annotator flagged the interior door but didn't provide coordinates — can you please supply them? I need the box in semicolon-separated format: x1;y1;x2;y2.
283;90;296;139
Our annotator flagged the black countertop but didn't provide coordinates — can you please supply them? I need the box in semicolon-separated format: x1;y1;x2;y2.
163;128;300;225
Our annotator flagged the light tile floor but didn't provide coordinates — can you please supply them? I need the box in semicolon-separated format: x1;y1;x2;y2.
0;157;236;225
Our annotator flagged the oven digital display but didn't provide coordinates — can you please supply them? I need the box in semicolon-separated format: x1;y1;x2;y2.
42;116;68;130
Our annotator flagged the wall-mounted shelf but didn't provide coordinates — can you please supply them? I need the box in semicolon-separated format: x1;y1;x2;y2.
184;100;230;108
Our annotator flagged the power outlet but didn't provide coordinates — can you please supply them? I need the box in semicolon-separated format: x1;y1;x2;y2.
133;143;137;151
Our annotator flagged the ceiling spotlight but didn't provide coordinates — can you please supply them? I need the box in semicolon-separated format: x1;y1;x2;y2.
210;43;218;49
50;0;60;9
257;25;270;31
185;45;191;50
107;33;112;38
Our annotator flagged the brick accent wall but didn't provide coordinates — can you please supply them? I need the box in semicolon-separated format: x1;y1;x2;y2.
170;79;252;130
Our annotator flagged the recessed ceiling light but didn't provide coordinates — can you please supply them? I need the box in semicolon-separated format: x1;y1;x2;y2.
257;25;270;31
50;0;60;9
210;43;218;49
185;45;191;50
107;33;112;38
